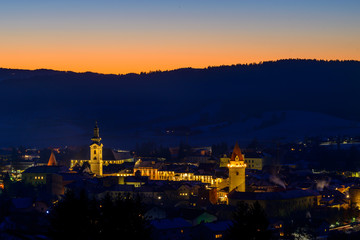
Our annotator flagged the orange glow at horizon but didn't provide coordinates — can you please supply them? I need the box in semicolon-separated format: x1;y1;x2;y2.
1;20;359;75
1;39;359;75
1;1;359;74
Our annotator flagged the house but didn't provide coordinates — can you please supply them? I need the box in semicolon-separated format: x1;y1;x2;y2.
194;220;232;240
228;189;320;217
150;217;192;240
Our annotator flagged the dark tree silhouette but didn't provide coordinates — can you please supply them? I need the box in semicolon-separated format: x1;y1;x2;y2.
0;192;10;222
49;190;150;240
49;190;94;239
212;142;229;157
178;142;191;160
226;201;271;240
3;173;37;199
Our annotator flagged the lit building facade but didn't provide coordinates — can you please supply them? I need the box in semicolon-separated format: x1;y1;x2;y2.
244;157;263;171
133;160;163;180
133;159;223;185
221;155;263;171
22;153;64;195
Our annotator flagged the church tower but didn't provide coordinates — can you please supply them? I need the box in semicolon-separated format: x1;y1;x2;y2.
90;121;103;176
228;142;246;192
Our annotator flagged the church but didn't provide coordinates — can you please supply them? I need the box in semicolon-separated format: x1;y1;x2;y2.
70;122;132;176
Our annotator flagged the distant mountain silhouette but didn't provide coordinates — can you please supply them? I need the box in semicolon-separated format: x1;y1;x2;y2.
1;59;359;147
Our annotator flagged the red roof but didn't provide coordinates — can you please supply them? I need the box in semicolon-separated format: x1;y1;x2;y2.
47;152;57;166
230;142;244;161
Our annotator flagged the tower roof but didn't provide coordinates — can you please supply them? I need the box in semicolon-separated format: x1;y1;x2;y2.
230;142;244;161
93;121;99;138
47;152;58;166
91;121;101;144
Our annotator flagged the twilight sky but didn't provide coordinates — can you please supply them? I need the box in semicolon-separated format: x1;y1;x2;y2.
1;0;359;74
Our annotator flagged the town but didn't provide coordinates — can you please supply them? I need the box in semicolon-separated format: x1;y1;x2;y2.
1;122;360;239
1;0;359;239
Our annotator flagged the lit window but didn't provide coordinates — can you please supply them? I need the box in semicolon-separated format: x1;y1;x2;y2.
35;176;37;179
215;234;222;238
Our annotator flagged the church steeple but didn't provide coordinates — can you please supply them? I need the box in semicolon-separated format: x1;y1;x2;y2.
91;121;101;144
90;121;103;176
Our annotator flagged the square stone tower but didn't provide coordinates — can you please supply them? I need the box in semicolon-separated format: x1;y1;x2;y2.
228;142;246;192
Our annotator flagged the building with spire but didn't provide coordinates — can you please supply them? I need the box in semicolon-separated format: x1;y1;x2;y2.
70;122;103;176
228;142;246;192
89;121;103;176
70;122;133;177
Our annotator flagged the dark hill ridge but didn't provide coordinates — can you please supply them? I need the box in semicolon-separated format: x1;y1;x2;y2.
0;68;63;82
1;59;360;147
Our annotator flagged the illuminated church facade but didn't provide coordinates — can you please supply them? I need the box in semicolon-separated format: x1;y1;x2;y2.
70;122;103;175
70;122;128;176
89;122;103;176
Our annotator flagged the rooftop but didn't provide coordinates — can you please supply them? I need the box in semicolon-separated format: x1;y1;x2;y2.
23;166;63;174
151;217;192;230
228;189;319;201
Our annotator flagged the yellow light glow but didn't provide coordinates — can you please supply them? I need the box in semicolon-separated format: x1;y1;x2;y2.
228;163;246;168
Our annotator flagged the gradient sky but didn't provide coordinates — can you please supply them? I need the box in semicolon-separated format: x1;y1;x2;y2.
1;0;359;74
